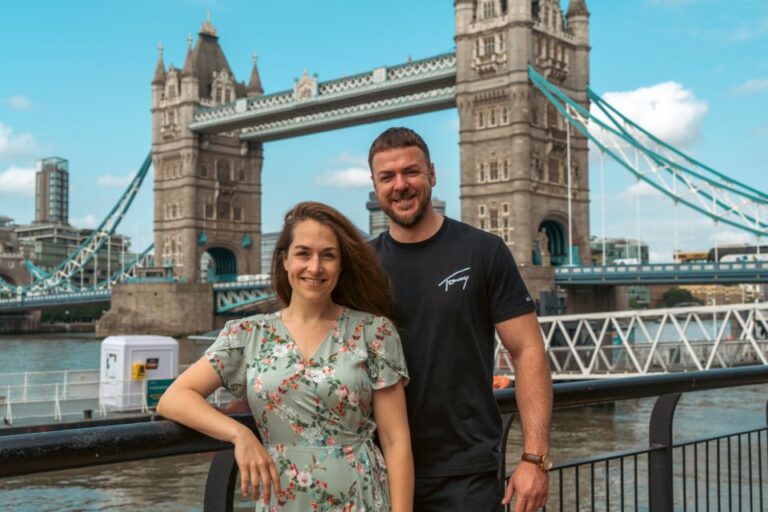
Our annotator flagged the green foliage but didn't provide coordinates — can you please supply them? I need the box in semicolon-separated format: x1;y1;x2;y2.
41;304;107;323
659;287;702;308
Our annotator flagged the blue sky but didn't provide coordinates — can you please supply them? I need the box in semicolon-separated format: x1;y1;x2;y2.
0;0;766;261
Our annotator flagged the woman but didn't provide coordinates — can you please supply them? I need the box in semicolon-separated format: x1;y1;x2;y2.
157;202;413;511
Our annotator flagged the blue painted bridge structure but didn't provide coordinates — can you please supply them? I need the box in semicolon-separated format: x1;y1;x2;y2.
1;48;766;314
555;261;768;286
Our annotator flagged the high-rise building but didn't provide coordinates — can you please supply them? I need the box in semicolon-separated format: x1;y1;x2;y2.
35;157;69;225
365;191;446;238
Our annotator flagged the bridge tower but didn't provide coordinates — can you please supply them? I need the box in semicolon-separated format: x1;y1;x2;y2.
454;0;591;301
151;18;263;283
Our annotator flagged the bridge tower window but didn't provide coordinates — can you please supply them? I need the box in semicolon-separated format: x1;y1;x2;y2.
483;36;495;57
483;1;495;19
489;161;499;181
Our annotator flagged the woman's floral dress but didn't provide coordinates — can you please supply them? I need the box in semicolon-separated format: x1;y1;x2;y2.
206;309;409;512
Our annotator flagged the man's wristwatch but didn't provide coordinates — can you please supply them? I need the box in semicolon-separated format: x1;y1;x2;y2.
521;452;553;473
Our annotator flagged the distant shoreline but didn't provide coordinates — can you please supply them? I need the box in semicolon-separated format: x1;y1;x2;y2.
0;322;95;335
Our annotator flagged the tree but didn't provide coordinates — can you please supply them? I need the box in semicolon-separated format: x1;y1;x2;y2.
659;287;702;308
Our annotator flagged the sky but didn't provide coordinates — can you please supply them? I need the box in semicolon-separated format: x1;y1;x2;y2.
0;0;766;262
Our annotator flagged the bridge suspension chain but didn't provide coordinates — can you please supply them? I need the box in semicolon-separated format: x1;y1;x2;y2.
0;153;153;299
529;66;768;239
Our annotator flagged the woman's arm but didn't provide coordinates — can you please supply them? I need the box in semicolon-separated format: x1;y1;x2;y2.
373;379;414;512
156;356;280;505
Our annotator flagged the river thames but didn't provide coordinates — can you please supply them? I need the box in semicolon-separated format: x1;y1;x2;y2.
1;333;766;511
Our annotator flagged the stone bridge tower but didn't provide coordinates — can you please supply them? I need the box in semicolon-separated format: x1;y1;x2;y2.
151;18;263;283
454;0;591;302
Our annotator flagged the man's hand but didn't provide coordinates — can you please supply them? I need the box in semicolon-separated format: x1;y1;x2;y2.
502;462;549;511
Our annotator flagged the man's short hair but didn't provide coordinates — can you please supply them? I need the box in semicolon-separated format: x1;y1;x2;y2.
368;127;431;170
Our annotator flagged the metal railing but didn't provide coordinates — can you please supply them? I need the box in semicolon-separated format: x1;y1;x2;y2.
1;367;766;511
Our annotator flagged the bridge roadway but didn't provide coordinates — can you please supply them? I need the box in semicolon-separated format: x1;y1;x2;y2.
189;53;457;141
0;278;274;314
1;264;766;313
555;261;768;285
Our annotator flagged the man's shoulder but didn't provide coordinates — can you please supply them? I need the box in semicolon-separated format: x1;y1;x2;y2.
445;218;505;248
368;231;387;252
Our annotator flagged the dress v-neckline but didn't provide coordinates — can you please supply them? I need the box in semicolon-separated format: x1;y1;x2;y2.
277;308;346;365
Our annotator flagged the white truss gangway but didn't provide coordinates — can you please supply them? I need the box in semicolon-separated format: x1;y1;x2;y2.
495;302;768;380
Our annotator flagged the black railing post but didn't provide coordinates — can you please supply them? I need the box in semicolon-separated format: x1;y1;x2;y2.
499;412;515;483
648;392;682;512
204;449;238;512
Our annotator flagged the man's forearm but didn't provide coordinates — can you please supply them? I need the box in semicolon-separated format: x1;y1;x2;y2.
512;344;553;454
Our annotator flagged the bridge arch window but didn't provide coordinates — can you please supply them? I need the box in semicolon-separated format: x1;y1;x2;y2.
489;208;499;229
502;107;508;124
217;200;231;220
478;163;486;183
502;202;509;215
478;204;486;217
233;205;243;221
216;160;231;182
477;110;484;128
503;160;509;180
203;247;237;283
483;36;495;57
549;157;561;184
489;109;496;127
483;1;495;19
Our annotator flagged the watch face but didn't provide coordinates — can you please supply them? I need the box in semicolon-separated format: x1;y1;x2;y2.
541;454;554;471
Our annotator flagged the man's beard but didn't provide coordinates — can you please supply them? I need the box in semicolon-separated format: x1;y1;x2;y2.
380;188;431;228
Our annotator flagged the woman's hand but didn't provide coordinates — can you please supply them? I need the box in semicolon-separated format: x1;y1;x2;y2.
232;426;282;505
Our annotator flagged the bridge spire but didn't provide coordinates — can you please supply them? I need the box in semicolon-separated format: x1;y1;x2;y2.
152;42;166;85
200;12;218;38
566;0;589;17
182;34;196;77
247;51;263;96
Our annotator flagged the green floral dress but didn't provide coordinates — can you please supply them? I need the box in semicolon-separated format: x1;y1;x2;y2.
206;309;409;512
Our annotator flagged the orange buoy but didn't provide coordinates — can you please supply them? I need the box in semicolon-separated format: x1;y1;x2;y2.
492;375;511;390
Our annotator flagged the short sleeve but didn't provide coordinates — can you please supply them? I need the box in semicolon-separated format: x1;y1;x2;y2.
487;237;536;323
205;319;253;399
365;316;409;390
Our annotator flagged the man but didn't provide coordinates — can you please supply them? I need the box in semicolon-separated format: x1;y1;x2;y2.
368;127;552;512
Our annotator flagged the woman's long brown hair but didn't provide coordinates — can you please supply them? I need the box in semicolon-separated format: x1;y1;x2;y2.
271;202;393;319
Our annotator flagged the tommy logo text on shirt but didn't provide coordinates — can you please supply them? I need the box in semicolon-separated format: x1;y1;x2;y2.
438;267;471;292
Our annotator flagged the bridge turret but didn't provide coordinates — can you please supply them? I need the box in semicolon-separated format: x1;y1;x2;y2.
151;43;166;111
151;17;262;284
566;0;590;91
180;34;199;101
247;52;264;97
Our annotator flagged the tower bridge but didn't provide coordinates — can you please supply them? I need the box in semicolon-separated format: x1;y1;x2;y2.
1;0;766;334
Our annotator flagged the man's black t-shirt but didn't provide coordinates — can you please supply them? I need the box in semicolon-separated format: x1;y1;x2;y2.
370;217;535;477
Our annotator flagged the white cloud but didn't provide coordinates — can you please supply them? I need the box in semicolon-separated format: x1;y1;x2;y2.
623;180;662;199
98;172;136;188
314;167;371;188
0;166;35;196
732;78;768;95
594;82;708;148
0;121;39;160
332;152;368;168
8;95;32;110
71;214;98;229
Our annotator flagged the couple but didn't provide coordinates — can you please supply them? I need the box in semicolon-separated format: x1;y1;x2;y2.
157;128;552;512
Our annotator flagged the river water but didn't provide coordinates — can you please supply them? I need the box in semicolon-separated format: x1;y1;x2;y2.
1;333;766;511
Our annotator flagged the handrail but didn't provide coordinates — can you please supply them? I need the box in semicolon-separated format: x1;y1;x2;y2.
2;366;767;479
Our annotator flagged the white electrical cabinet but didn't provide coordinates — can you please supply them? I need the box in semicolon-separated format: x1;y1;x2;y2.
99;335;179;411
